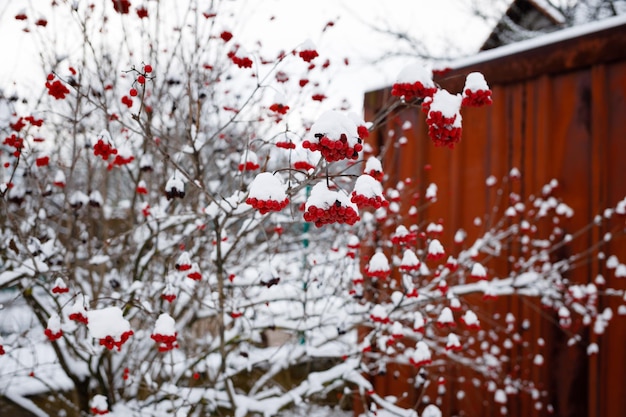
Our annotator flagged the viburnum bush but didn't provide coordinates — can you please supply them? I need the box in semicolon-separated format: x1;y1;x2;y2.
0;2;625;417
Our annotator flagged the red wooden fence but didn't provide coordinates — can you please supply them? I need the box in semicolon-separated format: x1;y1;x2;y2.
362;16;626;417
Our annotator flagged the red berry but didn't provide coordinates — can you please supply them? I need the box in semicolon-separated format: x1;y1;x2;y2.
137;75;146;84
129;88;138;97
144;64;153;73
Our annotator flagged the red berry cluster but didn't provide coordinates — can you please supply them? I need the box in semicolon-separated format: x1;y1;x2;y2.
303;202;360;228
293;161;315;171
9;116;43;133
367;169;384;182
391;81;437;101
357;125;369;139
36;156;50;167
427;111;462;148
350;192;388;209
275;140;296;149
136;6;148;18
112;0;131;14
151;332;179;352
370;314;390;324
269;103;289;115
409;356;432;367
162;293;176;303
99;330;134;351
91;407;109;416
426;251;446;261
108;154;134;170
406;288;419;297
246;197;289;215
3;134;24;157
238;161;260;171
121;95;133;108
228;51;253;68
69;312;88;324
10;118;25;132
302;134;362;162
391;232;417;246
462;88;493;107
52;284;69;294
460;316;481;330
175;262;191;271
25;115;44;127
44;328;63;341
94;139;117;160
45;74;71;100
364;266;390;280
399;263;420;273
187;270;202;280
299;49;319;62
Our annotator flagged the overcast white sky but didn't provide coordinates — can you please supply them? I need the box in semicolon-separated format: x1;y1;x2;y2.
0;0;504;111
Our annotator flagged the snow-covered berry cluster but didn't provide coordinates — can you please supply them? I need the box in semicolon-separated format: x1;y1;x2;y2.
351;174;388;209
151;314;178;352
44;314;63;341
238;150;260;171
462;72;492;107
391;64;437;101
87;307;134;351
303;111;363;162
165;175;185;200
246;172;290;214
303;182;360;227
365;252;391;279
426;90;463;148
90;394;109;415
51;277;69;294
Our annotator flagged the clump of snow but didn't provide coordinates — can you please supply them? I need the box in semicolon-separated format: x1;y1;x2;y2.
425;183;438;201
307;111;360;146
400;249;420;270
47;314;62;333
494;389;507;404
165;174;185;198
153;313;176;336
410;341;432;366
365;157;383;174
87;307;132;341
422;404;442;417
413;311;426;332
485;175;497;186
395;63;435;88
90;394;108;413
437;307;455;327
248;173;287;200
305;182;357;213
470;263;487;280
430;90;462;120
461;310;480;329
353;174;383;199
446;333;462;351
427;239;445;260
463;72;489;92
